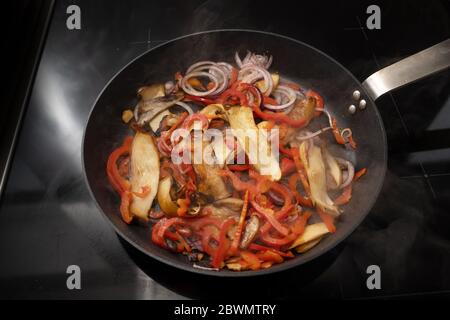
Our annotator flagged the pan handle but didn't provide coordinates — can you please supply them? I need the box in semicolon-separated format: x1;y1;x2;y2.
362;39;450;100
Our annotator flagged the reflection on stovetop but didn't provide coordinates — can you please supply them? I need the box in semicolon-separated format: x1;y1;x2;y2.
0;0;449;299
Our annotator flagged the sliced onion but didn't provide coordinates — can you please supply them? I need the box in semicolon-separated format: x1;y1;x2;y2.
295;127;332;141
182;62;229;96
335;158;355;189
238;65;273;95
174;101;194;115
323;110;333;127
186;61;217;74
180;71;219;96
263;85;296;111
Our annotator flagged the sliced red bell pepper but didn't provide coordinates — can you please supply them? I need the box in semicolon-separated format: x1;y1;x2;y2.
280;157;296;176
331;118;346;145
119;191;133;224
211;218;236;268
354;168;367;181
106;136;133;194
219;168;258;195
184;95;216;105
317;208;336;233
260;211;311;247
248;243;294;258
334;184;352;206
256;250;283;264
227;164;252;171
238;83;308;128
250;201;290;237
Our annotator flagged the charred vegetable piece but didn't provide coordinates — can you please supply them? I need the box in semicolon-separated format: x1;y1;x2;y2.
129;132;160;220
227;106;281;181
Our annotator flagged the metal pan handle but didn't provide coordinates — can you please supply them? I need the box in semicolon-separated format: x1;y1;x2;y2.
362;39;450;100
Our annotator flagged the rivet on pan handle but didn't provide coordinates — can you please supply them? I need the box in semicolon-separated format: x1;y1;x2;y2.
362;39;450;101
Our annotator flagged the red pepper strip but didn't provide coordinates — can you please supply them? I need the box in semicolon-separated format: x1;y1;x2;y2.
219;169;258;195
189;217;223;230
132;186;150;198
248;243;294;258
119;191;133;224
291;147;311;196
347;134;357;149
354;168;367;181
257;181;294;235
306;89;324;109
279;145;294;158
248;169;272;193
317;208;336;233
334;184;352;206
106;136;133;194
266;181;293;219
230;190;249;254
201;227;219;257
151;218;166;247
331;118;346;145
256;250;283;264
218;87;248;106
239;83;307;128
211;218;236;268
157;217;187;240
251;201;290;237
280;157;296;176
288;174;314;207
260;211;311;247
306;89;324;117
227;164;252;171
184;95;216;105
240;251;261;270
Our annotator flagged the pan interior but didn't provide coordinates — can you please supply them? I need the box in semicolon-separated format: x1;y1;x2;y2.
83;30;387;276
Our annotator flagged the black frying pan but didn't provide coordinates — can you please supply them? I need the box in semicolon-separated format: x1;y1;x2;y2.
83;30;450;276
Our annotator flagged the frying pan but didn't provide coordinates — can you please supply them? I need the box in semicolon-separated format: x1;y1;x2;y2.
83;30;450;276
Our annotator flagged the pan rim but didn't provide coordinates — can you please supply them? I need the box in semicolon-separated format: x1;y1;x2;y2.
81;28;388;277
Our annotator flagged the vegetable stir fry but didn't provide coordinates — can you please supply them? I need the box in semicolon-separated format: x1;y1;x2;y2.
106;51;367;271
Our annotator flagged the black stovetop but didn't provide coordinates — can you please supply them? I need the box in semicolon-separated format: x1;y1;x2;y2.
1;0;450;299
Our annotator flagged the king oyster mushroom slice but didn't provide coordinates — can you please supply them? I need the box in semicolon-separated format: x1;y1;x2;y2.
134;91;184;126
